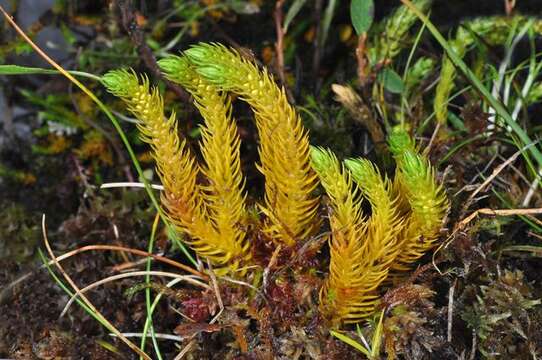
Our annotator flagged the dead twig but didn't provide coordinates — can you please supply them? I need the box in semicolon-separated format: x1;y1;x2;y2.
332;84;385;154
458;207;542;230
355;33;370;85
433;207;542;273
460;142;538;217
207;260;224;325
263;244;282;294
311;0;324;95
61;271;209;317
41;244;206;279
274;0;286;87
423;122;441;156
447;279;456;343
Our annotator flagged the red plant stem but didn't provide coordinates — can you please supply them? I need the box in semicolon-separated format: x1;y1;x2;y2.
274;0;286;87
355;33;369;85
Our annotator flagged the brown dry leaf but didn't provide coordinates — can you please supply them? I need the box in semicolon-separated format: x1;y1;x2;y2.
231;325;249;353
383;284;435;310
331;84;385;153
174;323;222;338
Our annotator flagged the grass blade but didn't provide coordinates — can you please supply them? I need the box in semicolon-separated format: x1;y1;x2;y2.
0;64;101;81
330;330;371;357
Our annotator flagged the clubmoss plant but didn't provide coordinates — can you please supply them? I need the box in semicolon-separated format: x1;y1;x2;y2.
388;127;448;271
311;126;447;325
103;43;448;326
102;69;252;275
371;0;432;64
183;43;320;247
158;56;250;272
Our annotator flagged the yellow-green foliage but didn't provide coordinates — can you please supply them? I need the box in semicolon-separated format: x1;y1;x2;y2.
404;57;436;95
158;56;251;272
103;43;448;326
373;0;432;63
102;69;251;274
184;43;319;247
311;127;447;325
311;147;377;324
388;128;448;271
345;158;403;270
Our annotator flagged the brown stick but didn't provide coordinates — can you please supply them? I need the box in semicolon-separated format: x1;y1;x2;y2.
432;207;542;273
115;0;190;103
355;33;370;85
311;0;323;95
46;244;207;279
274;0;286;87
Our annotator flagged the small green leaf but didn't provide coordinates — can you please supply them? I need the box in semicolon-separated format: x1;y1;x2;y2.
283;0;308;33
377;68;404;94
0;64;58;75
350;0;374;35
330;330;371;357
0;65;100;80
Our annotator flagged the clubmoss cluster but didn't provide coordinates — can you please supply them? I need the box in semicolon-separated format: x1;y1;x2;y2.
103;43;448;326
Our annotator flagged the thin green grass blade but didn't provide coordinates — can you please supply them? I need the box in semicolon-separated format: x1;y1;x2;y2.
284;0;307;33
38;249;106;326
370;311;385;358
39;249;151;357
330;330;371;357
503;245;542;256
140;214;163;360
491;189;542;233
400;19;427;123
318;0;338;50
0;64;101;81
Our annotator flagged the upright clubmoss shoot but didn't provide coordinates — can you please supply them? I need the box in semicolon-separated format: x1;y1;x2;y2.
159;55;251;273
103;69;252;275
311;146;379;325
388;127;449;271
310;125;447;324
185;43;319;248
